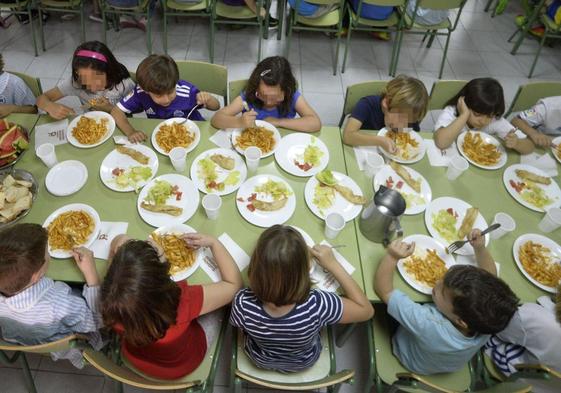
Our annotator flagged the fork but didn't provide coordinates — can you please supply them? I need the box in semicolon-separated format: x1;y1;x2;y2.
446;223;501;254
178;104;203;124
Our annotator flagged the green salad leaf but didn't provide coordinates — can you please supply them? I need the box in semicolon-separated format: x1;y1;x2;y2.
145;180;173;205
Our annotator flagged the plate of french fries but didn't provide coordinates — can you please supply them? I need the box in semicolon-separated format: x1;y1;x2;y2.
151;118;201;156
377;128;426;164
457;131;507;170
397;234;457;295
150;224;203;282
503;164;561;212
231;120;281;158
513;234;561;293
67;111;115;148
551;136;561;165
100;145;159;192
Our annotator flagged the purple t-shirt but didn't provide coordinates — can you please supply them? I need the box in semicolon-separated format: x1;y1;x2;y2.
221;0;246;5
116;80;203;120
240;90;301;120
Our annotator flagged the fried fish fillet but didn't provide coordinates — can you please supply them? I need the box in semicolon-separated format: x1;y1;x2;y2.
140;202;183;216
515;169;551;185
333;184;368;205
116;146;150;165
458;207;479;239
210;154;235;170
252;197;288;211
390;161;422;193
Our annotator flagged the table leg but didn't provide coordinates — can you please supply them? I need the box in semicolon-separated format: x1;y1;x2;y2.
335;323;356;347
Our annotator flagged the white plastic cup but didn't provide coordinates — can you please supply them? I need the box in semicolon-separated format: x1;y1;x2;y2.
244;146;261;173
490;212;516;240
538;207;561;233
325;212;345;239
202;193;222;220
36;143;58;168
364;152;385;178
169;147;187;172
446;156;469;180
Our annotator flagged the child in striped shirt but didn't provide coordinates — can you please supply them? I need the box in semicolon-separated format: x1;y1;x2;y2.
230;225;373;372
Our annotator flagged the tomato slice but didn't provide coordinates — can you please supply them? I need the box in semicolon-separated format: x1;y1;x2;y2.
237;197;245;202
247;204;256;212
248;193;257;202
175;192;182;201
396;181;404;189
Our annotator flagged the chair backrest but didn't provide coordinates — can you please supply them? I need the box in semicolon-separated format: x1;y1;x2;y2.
417;0;465;10
361;0;405;6
176;60;228;104
9;71;43;97
228;79;248;105
0;335;85;354
339;80;388;127
506;81;561;116
428;80;467;111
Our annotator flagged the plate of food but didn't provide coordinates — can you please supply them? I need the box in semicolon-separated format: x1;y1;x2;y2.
231;120;281;158
551;136;561;164
150;224;203;282
235;175;296;227
67;111;115;148
0;170;37;228
377;128;426;164
274;134;329;177
100;145;158;192
43;203;101;259
397;234;457;295
137;174;199;227
151;118;200;156
0;120;30;170
424;196;489;256
190;148;247;196
503;164;561;212
457;131;507;170
45;160;88;196
513;233;561;293
373;161;432;215
304;169;367;222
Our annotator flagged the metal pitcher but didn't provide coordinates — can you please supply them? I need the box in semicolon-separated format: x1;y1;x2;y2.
359;185;406;246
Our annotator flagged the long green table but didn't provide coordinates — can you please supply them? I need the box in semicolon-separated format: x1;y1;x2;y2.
342;133;561;303
15;115;365;292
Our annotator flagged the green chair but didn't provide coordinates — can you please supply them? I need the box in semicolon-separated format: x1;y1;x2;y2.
480;353;554;392
37;0;86;52
285;0;346;76
228;78;248;105
9;71;43;97
176;60;228;104
342;0;405;76
392;0;467;79
128;70;136;83
162;0;212;58
338;80;388;127
101;0;154;54
231;327;354;392
0;0;38;56
427;80;467;111
505;81;561;117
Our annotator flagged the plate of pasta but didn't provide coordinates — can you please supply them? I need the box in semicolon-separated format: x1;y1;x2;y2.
397;234;457;295
551;136;561;164
231;120;281;158
513;234;561;293
43;203;101;259
67;111;115;148
151;118;201;156
503;164;561;212
150;224;203;282
377;128;426;164
457;131;507;170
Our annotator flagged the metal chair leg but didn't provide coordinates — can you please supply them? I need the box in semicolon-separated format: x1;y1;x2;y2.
341;20;352;74
276;0;284;40
529;33;547;78
80;3;86;43
36;8;45;52
427;30;436;48
163;8;168;54
508;27;520;42
146;9;152;54
284;11;292;58
209;19;215;63
390;30;404;76
333;33;340;76
439;32;452;79
102;10;108;44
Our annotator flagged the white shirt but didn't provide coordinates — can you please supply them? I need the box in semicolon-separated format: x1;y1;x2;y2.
435;105;516;139
0;72;36;106
517;96;561;136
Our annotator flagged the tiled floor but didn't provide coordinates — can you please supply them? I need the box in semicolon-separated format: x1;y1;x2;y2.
1;0;560;392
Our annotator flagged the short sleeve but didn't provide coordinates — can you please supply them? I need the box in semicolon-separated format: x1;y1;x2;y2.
434;106;457;130
387;290;434;334
518;101;547;128
229;290;246;328
117;87;143;114
496;308;527;347
57;78;80;98
184;283;204;320
12;76;35;106
349;96;371;125
486;117;515;139
52;282;100;334
314;290;343;327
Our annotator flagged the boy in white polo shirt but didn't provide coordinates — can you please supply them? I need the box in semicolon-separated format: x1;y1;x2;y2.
512;96;561;148
0;54;36;117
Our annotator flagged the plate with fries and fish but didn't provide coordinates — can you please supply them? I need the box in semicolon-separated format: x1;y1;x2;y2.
377;128;426;164
151;118;201;156
513;234;561;294
100;145;159;192
503;164;561;212
231;120;281;158
457;131;507;170
190;148;247;196
67;111;115;148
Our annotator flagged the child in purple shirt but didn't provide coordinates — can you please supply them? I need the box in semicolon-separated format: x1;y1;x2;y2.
111;55;220;143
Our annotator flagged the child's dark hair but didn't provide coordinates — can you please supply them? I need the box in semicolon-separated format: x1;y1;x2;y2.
136;55;179;95
72;41;129;91
445;78;505;118
444;265;519;335
100;240;181;347
248;225;311;307
245;56;297;118
0;224;48;296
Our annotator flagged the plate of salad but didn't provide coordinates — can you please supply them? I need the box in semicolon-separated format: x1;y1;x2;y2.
503;164;561;213
100;145;158;192
190;148;247;196
274;133;329;177
137;174;199;227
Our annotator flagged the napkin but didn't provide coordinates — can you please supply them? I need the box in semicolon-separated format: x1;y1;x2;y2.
209;129;234;150
201;233;250;282
520;152;558;177
455;254;501;276
34;119;68;148
353;146;382;171
90;222;129;260
200;249;221;283
311;241;356;292
425;140;459;167
113;136;129;145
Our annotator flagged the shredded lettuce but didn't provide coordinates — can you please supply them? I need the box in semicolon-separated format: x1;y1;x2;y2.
316;170;336;186
313;183;335;214
224;170;240;186
115;166;152;191
303;144;323;167
198;158;218;183
432;209;458;243
254;179;292;200
145;180;173;205
520;181;554;209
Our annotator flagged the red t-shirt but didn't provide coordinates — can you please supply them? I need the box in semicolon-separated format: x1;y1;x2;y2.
115;282;207;379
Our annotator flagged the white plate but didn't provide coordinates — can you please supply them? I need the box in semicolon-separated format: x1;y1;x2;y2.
99;145;158;192
151;224;203;282
513;233;561;294
552;136;561;164
67;111;115;148
137;174;199;227
190;148;247;196
43;203;101;259
45;160;88;196
424;196;489;256
373;165;432;215
377;128;426;164
456;131;507;170
231;120;282;158
304;171;364;222
151;118;201;156
397;234;457;295
503;164;561;213
235;175;296;227
274;134;330;177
